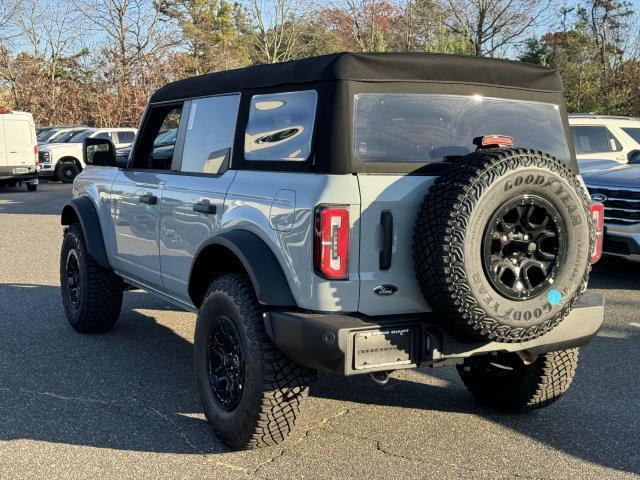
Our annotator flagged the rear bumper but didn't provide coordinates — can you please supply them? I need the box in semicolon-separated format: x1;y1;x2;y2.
0;166;38;183
265;292;605;376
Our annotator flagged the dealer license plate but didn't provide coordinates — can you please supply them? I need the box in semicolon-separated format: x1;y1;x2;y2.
353;327;414;370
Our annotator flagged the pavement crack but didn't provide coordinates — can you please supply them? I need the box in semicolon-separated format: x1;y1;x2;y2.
291;405;362;446
147;405;203;455
252;448;287;477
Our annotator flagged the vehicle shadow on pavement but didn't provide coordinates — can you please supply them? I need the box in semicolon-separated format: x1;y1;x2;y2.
589;257;640;290
313;329;640;476
0;182;72;216
1;282;638;475
0;283;224;455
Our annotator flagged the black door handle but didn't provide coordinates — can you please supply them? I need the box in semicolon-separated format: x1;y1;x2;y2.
193;201;217;214
139;193;158;205
379;211;393;270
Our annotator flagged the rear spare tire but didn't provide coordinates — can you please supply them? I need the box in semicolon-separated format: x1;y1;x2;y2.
414;148;593;342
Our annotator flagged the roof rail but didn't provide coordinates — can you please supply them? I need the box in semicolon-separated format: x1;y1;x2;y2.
569;114;640;120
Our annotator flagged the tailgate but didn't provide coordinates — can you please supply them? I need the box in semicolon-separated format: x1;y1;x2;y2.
357;174;438;316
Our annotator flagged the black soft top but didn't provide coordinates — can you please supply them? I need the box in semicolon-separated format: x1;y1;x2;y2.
150;52;562;103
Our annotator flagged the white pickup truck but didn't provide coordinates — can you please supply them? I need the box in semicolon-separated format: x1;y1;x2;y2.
38;127;136;182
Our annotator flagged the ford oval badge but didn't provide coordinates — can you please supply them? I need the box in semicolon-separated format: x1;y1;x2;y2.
373;284;398;296
591;193;607;203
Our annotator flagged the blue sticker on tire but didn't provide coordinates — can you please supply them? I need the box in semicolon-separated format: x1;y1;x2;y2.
548;290;562;305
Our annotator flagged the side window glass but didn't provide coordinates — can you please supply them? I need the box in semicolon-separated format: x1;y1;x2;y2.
181;94;240;174
118;131;135;144
94;131;112;141
132;105;182;170
245;90;317;162
571;126;610;154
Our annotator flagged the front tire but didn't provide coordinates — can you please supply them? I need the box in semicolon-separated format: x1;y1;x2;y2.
457;348;579;411
194;274;313;450
60;224;123;333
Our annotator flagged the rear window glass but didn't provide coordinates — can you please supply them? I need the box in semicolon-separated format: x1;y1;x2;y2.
353;94;570;163
622;127;640;144
245;90;317;162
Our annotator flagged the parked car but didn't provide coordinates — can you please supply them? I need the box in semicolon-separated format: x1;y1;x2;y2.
578;158;620;172
60;53;605;450
115;127;175;164
569;114;640;163
39;127;137;182
38;127;89;145
583;149;640;261
36;125;87;142
0;109;38;192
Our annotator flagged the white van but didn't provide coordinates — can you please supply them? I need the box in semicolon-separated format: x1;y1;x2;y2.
0;110;38;192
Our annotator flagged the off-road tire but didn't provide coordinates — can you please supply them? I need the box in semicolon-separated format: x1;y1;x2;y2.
60;224;123;333
414;148;593;342
26;183;37;192
457;348;579;411
194;274;314;450
56;161;80;183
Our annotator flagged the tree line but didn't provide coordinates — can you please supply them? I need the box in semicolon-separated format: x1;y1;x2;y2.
0;0;637;128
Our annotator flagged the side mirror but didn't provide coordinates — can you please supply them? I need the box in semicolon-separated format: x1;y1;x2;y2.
83;138;116;167
628;149;640;164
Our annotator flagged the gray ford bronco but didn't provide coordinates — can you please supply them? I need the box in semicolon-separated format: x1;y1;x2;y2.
59;53;605;450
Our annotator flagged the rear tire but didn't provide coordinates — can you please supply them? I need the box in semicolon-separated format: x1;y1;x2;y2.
27;183;37;192
194;274;314;450
56;162;80;183
457;348;579;411
60;224;123;333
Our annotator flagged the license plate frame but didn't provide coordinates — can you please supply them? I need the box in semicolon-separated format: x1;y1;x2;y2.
13;167;28;174
353;327;414;370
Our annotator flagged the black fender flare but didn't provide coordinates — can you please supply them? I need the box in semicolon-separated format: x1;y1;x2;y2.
189;230;296;307
61;196;110;269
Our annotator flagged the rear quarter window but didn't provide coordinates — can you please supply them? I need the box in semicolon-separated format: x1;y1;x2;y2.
622;127;640;144
353;94;570;164
244;90;317;162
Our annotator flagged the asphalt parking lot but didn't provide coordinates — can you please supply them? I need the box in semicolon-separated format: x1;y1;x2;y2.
0;181;639;479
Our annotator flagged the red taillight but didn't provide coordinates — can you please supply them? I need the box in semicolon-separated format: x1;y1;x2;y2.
589;202;604;263
314;205;349;280
34;145;39;166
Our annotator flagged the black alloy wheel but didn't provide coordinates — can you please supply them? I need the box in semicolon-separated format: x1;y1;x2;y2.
66;250;81;309
482;195;566;301
63;165;77;181
208;315;245;411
